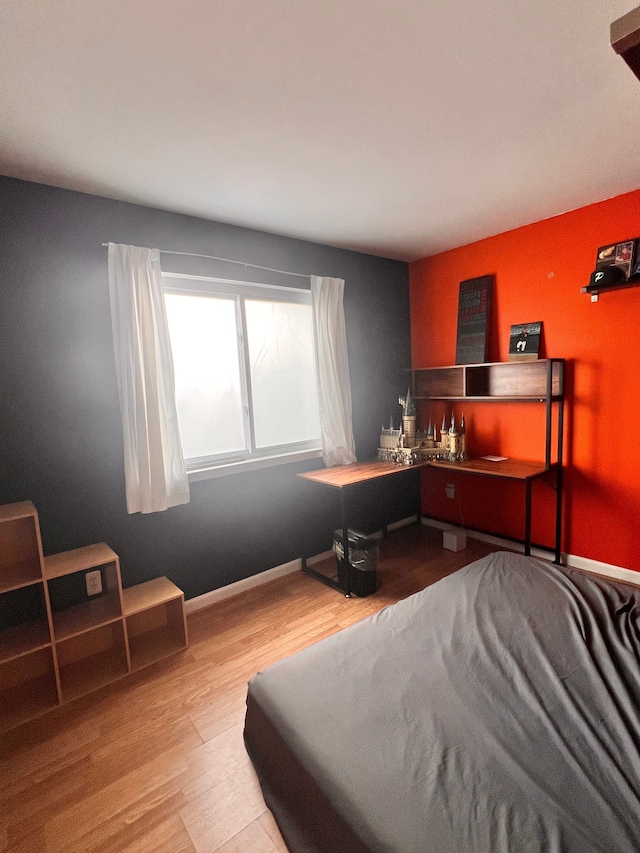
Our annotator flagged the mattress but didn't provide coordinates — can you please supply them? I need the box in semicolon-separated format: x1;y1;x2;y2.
244;551;640;853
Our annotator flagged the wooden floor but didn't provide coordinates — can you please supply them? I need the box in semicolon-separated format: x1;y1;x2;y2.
0;524;500;853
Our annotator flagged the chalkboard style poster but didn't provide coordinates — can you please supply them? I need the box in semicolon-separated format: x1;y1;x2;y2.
455;275;493;364
508;321;542;361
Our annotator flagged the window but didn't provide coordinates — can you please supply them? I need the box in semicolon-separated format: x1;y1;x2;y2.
163;273;321;477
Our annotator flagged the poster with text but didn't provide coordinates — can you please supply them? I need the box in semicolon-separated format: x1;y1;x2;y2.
455;275;493;364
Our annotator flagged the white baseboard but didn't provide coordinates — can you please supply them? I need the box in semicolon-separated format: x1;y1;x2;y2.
562;553;640;587
185;515;420;614
421;517;640;587
186;517;640;615
307;549;334;565
387;515;419;532
185;559;301;614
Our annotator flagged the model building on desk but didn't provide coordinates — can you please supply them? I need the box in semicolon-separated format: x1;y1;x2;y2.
378;388;468;464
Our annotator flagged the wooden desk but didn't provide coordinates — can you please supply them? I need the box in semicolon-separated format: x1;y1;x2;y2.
430;458;562;563
299;456;562;595
298;461;431;596
408;359;565;566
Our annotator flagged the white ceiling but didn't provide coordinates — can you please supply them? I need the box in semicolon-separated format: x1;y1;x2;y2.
2;1;640;262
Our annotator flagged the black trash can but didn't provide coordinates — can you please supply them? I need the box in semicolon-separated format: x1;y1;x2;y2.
333;529;379;597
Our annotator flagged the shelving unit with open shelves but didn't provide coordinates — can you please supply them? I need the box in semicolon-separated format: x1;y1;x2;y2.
0;500;188;732
410;359;565;562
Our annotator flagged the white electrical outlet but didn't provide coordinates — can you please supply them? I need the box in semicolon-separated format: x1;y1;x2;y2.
85;569;103;596
445;484;455;499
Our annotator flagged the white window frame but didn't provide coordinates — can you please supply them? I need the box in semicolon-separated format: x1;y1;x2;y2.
162;272;322;481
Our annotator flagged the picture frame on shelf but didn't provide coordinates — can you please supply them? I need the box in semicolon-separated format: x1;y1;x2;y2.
508;321;542;362
596;239;635;280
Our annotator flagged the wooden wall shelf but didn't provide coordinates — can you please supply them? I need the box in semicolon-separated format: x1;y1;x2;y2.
0;501;188;732
412;359;563;402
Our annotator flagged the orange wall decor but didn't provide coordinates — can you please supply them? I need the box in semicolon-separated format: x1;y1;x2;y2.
410;187;640;574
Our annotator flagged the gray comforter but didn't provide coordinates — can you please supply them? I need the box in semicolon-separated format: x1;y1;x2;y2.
245;552;640;853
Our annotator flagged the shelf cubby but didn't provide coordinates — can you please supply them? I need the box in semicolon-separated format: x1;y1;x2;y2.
47;555;123;641
57;620;129;702
0;647;59;732
0;582;51;664
466;359;563;399
124;577;188;671
0;619;52;665
50;592;123;642
412;359;564;402
44;543;120;580
0;502;45;592
414;366;464;399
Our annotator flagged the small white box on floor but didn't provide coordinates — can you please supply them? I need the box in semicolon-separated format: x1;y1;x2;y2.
443;528;467;552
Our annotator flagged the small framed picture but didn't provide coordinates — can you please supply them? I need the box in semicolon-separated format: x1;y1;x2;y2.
595;243;617;268
632;240;640;277
508;322;542;362
595;239;635;279
615;241;634;278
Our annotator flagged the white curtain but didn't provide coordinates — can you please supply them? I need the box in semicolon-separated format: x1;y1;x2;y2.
311;276;357;467
107;243;190;513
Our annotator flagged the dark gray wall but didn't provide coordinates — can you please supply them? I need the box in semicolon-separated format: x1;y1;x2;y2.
0;176;412;599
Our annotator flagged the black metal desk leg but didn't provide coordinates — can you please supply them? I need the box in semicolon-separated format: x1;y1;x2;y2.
300;485;352;596
341;489;351;598
554;466;563;565
524;480;532;556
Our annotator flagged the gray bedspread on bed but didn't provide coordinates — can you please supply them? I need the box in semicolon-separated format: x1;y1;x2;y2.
244;552;640;853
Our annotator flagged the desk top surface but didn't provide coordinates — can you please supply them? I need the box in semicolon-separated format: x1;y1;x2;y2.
430;458;552;480
298;458;554;488
297;459;430;488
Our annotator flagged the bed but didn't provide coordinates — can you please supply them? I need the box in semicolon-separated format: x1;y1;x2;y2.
244;551;640;853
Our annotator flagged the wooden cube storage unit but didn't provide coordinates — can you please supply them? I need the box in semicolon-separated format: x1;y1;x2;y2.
0;501;188;732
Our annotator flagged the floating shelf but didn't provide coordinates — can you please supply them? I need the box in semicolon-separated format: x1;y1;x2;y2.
581;275;640;301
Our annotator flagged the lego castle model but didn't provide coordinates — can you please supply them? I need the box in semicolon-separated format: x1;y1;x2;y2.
378;388;468;465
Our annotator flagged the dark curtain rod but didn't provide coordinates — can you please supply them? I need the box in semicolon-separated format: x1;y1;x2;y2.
102;243;311;279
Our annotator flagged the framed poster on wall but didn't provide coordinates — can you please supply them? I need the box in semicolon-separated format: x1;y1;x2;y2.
455;275;493;364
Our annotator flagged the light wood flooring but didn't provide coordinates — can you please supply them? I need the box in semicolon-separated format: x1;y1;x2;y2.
0;524;500;853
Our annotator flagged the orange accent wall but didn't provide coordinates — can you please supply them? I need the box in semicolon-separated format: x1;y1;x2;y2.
409;188;640;573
